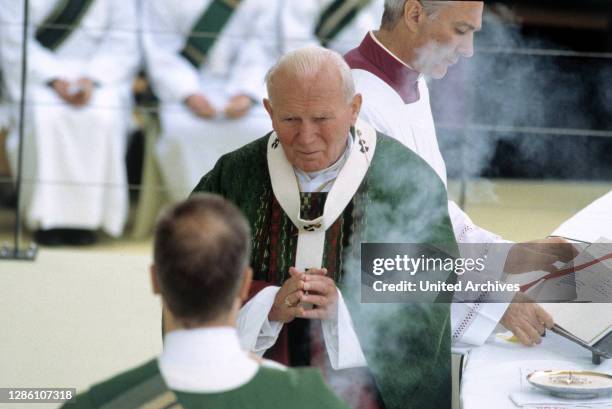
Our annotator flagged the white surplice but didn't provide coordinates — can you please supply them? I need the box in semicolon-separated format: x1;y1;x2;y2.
276;0;384;55
142;0;277;200
0;0;139;235
351;32;512;348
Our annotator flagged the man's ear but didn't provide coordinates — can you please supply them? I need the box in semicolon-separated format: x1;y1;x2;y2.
150;265;161;295
263;98;273;120
403;0;425;32
350;94;363;125
238;267;253;302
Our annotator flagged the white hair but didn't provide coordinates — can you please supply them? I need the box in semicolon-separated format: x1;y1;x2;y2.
265;46;355;104
382;0;454;28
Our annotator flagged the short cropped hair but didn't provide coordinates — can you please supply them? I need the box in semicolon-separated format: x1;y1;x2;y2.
153;194;251;326
381;0;452;29
265;46;355;104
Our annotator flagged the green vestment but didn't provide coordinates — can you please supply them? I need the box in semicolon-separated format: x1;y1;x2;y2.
63;359;349;409
192;132;458;409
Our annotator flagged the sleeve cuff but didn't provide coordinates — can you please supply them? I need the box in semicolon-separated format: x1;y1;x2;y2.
452;302;510;348
321;290;367;370
236;286;283;355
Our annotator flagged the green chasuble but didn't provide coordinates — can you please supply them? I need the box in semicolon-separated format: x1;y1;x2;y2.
63;359;349;409
193;131;458;409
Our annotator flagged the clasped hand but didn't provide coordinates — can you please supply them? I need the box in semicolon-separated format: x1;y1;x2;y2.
268;267;338;324
51;77;94;106
185;93;252;119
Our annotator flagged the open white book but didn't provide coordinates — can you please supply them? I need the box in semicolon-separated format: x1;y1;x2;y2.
527;240;612;363
537;192;612;363
544;303;612;346
541;249;612;364
552;190;612;244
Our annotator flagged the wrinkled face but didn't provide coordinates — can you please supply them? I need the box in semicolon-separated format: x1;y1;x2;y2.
413;2;483;79
264;67;361;172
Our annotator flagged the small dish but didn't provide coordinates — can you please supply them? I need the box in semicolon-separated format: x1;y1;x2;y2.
527;370;612;399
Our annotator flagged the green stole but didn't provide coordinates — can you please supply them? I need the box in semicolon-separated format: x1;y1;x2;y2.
193;131;458;409
35;0;95;51
315;0;373;47
68;359;348;409
179;0;242;68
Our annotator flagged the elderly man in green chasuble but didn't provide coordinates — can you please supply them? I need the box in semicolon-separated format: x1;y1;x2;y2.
193;46;458;409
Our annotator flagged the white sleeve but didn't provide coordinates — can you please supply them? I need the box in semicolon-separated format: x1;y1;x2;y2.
451;303;508;350
85;0;139;85
225;0;278;101
448;200;514;347
448;200;505;245
236;286;284;355
141;0;200;103
236;285;368;369
321;290;367;370
0;0;64;97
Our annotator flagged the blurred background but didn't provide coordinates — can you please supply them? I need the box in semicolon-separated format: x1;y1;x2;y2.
0;0;610;407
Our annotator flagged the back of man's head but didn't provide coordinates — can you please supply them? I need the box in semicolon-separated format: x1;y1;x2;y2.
153;194;251;327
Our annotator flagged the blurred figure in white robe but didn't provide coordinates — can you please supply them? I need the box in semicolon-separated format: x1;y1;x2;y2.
142;0;277;201
0;0;139;245
274;0;384;55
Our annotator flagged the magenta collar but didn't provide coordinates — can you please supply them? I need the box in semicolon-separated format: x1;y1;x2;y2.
345;32;421;104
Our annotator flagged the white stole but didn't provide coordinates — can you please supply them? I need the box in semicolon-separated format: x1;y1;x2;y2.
266;119;376;370
267;118;377;271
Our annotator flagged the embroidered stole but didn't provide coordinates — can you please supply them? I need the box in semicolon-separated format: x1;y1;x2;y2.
314;0;372;47
267;119;376;273
179;0;242;68
35;0;95;51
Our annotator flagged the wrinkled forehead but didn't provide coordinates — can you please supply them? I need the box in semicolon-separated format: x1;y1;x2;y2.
268;66;346;104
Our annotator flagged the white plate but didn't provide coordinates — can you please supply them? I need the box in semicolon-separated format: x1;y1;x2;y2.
528;370;612;399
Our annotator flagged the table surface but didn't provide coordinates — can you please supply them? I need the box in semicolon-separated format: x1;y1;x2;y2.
461;190;612;409
461;331;612;408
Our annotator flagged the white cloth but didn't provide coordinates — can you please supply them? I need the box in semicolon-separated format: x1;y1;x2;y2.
237;286;284;356
159;327;284;393
461;332;612;409
552;190;612;244
0;0;139;235
142;0;276;200
276;0;384;55
352;33;512;348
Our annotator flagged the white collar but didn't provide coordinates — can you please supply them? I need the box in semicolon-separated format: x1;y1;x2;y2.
293;133;353;193
369;31;424;79
158;327;259;393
